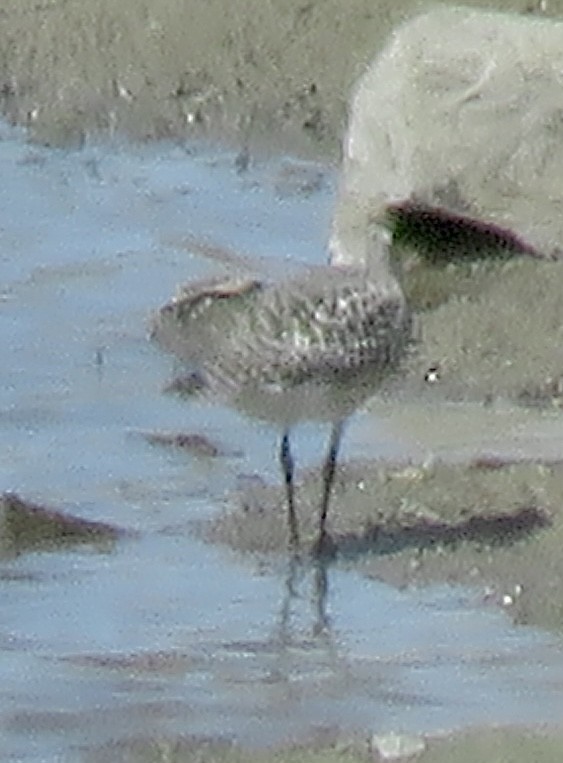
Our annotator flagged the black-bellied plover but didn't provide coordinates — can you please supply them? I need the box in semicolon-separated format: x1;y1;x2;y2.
151;223;412;558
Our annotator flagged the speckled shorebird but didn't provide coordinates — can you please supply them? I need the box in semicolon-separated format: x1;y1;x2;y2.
151;222;412;558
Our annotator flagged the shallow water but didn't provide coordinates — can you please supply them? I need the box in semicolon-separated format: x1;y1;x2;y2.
1;122;563;761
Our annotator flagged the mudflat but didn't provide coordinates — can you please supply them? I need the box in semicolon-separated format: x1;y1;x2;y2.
4;3;563;760
0;0;559;153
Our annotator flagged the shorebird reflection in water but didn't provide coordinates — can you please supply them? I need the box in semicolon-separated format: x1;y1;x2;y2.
151;222;412;557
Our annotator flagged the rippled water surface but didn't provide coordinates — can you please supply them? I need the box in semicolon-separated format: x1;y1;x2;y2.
1;123;563;761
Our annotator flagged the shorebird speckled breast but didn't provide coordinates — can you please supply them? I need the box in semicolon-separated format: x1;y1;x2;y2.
151;224;412;557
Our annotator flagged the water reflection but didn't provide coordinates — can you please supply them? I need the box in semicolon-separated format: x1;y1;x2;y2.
272;557;331;651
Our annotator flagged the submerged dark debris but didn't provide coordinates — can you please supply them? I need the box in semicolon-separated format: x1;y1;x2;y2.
0;492;124;557
144;430;240;458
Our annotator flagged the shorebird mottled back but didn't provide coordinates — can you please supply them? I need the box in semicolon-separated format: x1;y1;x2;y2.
151;225;412;557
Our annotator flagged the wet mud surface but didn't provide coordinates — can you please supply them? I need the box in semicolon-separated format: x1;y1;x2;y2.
1;0;562;155
207;456;563;631
394;256;563;406
78;726;563;763
12;125;558;761
2;1;563;761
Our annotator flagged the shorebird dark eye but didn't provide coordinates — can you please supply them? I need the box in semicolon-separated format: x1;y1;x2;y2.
161;303;176;317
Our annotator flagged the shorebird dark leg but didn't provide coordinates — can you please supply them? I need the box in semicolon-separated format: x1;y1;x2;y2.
280;429;299;549
312;419;345;558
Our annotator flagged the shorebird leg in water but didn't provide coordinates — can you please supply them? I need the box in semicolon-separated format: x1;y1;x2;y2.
311;419;345;559
280;420;344;558
280;429;299;549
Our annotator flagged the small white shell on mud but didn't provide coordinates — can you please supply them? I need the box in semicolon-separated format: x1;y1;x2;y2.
370;731;426;760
